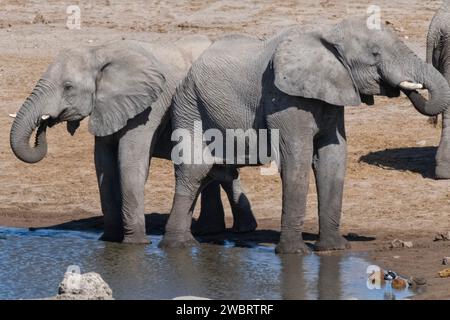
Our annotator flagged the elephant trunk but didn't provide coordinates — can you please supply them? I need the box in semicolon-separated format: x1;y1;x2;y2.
10;79;54;164
396;56;450;179
401;62;450;117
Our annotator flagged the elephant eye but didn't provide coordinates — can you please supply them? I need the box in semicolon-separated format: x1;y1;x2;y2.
63;83;73;91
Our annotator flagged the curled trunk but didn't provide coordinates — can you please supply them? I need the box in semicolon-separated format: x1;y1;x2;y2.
10;80;53;164
402;63;450;116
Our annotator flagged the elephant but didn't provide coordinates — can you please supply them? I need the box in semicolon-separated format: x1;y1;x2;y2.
9;36;257;243
427;0;450;179
160;18;450;253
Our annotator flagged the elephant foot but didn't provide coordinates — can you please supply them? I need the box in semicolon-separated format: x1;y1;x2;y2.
232;214;257;234
314;234;350;252
192;219;226;236
99;232;123;243
123;235;151;245
435;163;450;180
159;232;199;249
275;236;311;255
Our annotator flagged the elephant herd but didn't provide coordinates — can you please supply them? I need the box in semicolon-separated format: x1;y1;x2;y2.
9;6;450;254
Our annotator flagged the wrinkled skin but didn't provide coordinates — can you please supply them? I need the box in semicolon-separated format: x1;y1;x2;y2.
161;19;450;253
427;0;450;179
10;37;257;243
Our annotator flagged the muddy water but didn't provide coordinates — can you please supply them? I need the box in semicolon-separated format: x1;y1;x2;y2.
0;227;414;300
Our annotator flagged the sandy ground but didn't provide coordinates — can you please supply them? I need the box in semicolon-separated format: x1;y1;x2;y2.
1;0;450;299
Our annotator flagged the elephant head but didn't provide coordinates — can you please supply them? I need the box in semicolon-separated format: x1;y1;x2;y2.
10;41;165;163
274;19;450;177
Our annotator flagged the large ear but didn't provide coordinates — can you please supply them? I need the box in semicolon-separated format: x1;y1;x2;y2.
89;43;166;136
273;31;361;106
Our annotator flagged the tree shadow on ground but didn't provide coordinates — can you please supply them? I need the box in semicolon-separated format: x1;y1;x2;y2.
34;213;375;247
359;146;436;179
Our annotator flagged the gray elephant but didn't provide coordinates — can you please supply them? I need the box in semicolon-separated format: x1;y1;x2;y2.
9;37;257;243
160;18;450;253
427;0;450;179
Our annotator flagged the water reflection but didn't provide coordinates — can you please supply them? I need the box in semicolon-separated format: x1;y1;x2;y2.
0;227;414;300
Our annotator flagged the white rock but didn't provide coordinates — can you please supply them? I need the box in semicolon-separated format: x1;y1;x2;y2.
416;140;426;146
56;272;113;300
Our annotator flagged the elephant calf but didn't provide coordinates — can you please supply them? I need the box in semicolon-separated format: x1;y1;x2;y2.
10;37;257;243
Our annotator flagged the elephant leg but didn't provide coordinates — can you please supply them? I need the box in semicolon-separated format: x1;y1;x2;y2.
194;181;226;235
159;164;211;248
270;112;313;255
312;111;350;251
221;172;257;233
118;132;154;244
95;137;123;242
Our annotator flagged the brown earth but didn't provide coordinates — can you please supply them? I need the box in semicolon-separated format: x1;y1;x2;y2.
0;0;450;300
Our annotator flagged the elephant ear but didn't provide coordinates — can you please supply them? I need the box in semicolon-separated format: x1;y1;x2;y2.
273;31;361;106
89;45;166;137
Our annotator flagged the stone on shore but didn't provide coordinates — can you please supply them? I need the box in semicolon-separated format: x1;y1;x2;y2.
56;272;113;300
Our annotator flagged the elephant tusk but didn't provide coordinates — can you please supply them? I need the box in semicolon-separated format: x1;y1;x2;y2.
41;114;50;120
8;113;17;118
399;81;423;90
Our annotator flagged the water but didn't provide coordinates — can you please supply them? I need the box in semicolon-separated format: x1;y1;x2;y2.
0;227;415;300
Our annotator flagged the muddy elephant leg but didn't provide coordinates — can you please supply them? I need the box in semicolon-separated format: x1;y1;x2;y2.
195;181;226;235
95;136;123;242
312;110;350;251
270;112;313;255
159;164;211;248
221;172;257;233
118;130;155;244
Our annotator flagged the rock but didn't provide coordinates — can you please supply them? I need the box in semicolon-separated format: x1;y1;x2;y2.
56;272;113;300
416;140;426;146
389;239;403;248
443;257;450;265
402;241;413;248
408;276;427;286
384;270;398;281
32;13;46;24
391;278;408;290
434;231;450;241
438;268;450;278
389;239;413;249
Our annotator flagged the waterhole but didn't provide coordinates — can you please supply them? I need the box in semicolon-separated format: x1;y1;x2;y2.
0;227;415;300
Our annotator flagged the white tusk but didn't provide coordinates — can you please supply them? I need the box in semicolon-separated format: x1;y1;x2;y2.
8;113;16;118
399;81;423;90
41;114;50;120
